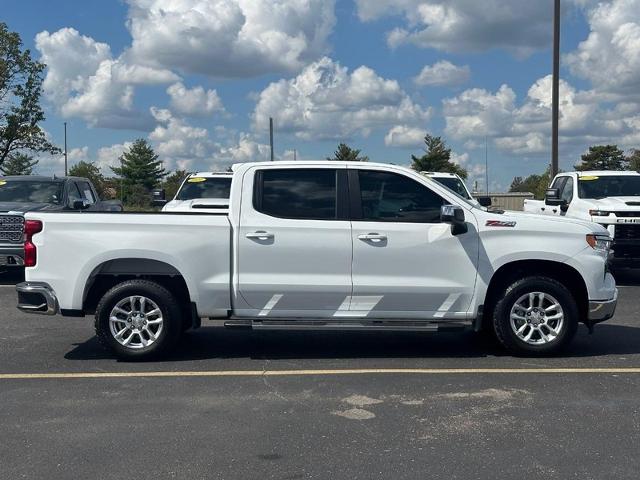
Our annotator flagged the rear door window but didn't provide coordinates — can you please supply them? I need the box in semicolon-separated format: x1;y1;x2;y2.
254;169;339;220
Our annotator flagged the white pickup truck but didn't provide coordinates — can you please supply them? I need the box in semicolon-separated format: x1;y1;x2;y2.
158;171;232;213
16;161;617;359
524;170;640;267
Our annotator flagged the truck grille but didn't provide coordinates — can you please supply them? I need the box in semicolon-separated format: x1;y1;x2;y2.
0;215;25;243
614;212;640;218
615;224;640;240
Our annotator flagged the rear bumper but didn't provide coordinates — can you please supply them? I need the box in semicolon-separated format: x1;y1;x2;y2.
16;282;58;315
0;245;24;267
588;289;618;323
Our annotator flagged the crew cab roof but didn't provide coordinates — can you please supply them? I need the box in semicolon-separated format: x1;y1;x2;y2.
234;160;409;170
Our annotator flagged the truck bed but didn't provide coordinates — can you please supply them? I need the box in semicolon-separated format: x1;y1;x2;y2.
24;211;232;316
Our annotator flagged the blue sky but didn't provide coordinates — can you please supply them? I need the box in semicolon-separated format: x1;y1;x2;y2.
5;0;640;191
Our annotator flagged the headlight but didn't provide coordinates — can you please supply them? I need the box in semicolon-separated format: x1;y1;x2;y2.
586;233;612;253
589;210;611;217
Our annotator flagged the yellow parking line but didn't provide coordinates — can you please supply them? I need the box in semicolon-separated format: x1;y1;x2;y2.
1;367;640;380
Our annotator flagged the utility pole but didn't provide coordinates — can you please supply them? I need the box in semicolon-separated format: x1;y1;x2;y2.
485;136;489;194
551;0;560;178
64;122;68;176
269;117;274;162
293;149;297;161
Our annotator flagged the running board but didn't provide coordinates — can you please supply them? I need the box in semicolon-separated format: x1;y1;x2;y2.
223;318;468;332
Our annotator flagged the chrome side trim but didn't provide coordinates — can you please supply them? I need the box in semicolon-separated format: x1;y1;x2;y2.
16;282;59;315
588;289;618;322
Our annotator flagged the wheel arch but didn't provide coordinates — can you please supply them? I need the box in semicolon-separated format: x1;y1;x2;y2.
480;259;588;330
82;258;193;321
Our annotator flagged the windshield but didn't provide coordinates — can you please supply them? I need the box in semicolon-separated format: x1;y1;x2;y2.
176;177;232;200
0;180;63;204
578;176;640;199
431;177;472;200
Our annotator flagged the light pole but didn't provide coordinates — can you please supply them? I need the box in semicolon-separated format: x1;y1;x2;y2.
551;0;560;178
64;122;68;176
269;117;274;162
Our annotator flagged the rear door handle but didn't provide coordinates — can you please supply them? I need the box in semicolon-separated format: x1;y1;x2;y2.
358;233;387;242
246;231;274;240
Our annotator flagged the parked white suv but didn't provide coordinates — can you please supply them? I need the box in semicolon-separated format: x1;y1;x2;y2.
160;172;232;213
524;170;640;267
17;161;617;360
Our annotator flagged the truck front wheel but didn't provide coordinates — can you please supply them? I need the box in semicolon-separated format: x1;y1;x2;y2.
95;280;183;360
492;276;578;355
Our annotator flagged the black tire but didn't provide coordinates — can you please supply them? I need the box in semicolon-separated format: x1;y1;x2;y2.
492;276;578;355
95;280;183;360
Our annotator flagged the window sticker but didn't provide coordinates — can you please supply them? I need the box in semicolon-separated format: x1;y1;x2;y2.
580;176;599;181
187;177;206;183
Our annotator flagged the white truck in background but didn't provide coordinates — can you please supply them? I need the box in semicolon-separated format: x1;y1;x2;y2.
17;161;617;360
157;171;232;213
524;170;640;267
420;171;492;208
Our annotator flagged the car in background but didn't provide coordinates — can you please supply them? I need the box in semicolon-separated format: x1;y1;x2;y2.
420;171;491;208
0;175;122;269
157;172;232;213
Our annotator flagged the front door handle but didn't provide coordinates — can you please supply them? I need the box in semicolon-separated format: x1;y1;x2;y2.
246;231;274;240
358;233;387;242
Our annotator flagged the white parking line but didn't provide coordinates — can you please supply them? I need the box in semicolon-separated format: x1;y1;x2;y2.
2;367;640;380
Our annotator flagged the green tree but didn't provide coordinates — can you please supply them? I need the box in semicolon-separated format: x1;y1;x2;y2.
628;149;640;171
0;152;38;175
410;134;467;179
327;143;369;162
0;23;59;167
69;160;106;198
111;139;166;192
509;167;553;200
162;169;189;200
575;145;628;171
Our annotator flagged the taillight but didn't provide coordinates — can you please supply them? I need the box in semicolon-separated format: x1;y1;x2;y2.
24;220;43;267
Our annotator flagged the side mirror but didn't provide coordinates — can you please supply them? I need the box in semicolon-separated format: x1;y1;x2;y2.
545;188;566;206
72;199;90;210
441;204;468;236
151;188;167;207
477;196;492;208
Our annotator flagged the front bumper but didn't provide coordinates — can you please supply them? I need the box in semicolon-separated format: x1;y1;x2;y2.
16;282;58;315
588;289;618;323
0;245;24;267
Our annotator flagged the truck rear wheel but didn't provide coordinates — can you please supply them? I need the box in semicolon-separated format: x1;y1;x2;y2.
492;276;578;355
95;280;183;360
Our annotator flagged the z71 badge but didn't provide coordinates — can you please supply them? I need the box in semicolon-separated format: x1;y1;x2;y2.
486;220;517;227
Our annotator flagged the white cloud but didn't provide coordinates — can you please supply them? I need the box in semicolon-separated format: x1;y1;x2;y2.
146;108;271;171
384;125;425;148
354;0;573;57
96;142;133;171
167;82;225;117
566;0;640;98
442;74;640;157
126;0;336;78
414;61;470;87
216;133;271;164
253;57;430;140
35;28;179;130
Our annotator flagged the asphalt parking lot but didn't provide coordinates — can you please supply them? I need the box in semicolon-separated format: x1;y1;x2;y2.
1;269;639;479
